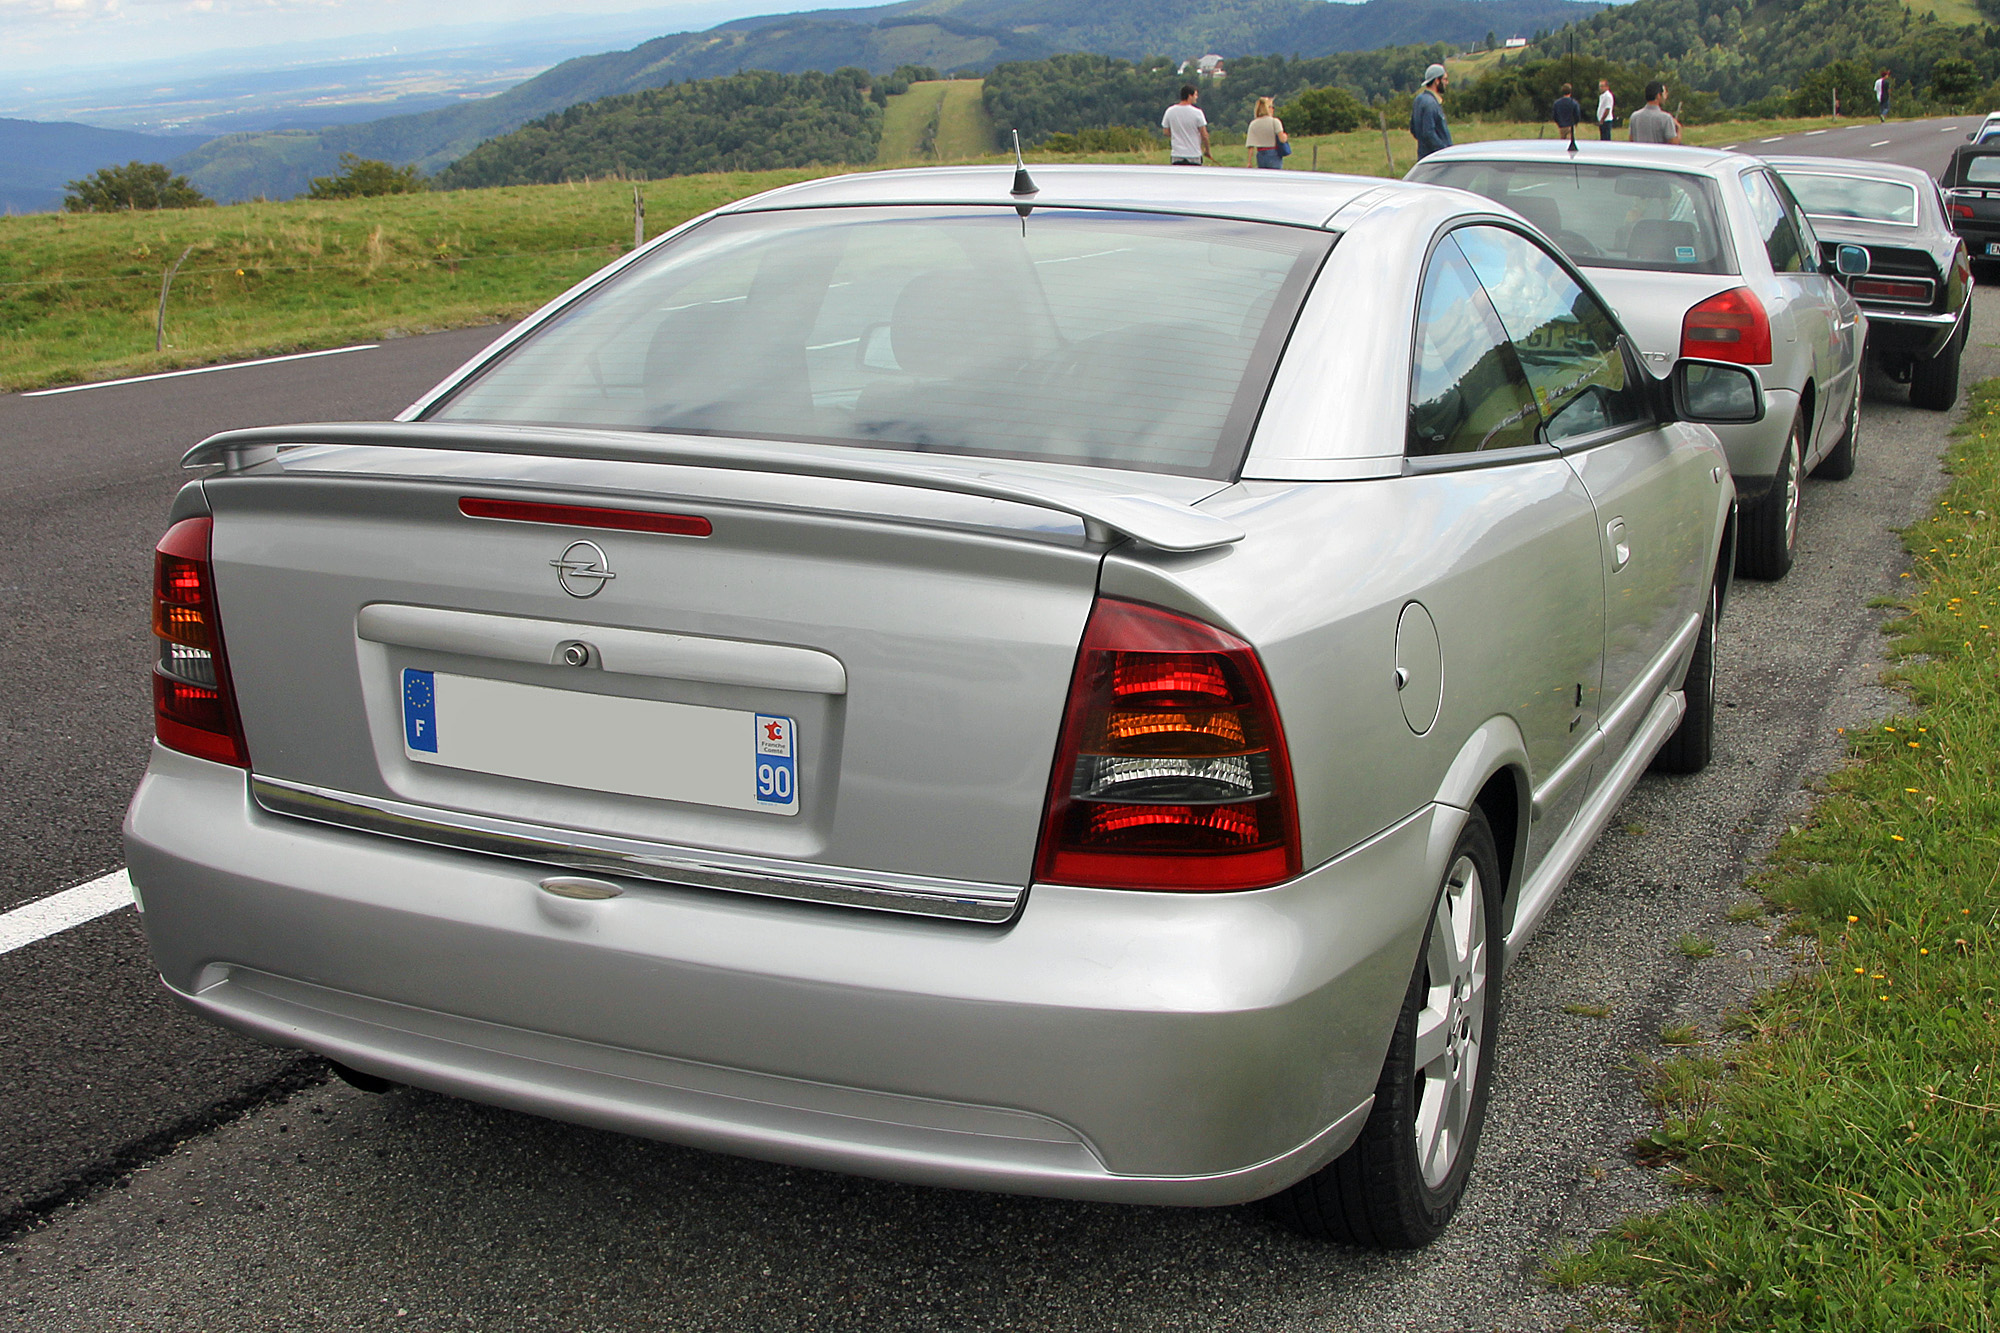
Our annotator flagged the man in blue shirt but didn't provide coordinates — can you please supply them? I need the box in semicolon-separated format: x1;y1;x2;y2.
1552;83;1582;143
1410;64;1452;160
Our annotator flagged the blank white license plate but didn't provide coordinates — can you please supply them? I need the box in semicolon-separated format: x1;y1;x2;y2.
400;669;797;814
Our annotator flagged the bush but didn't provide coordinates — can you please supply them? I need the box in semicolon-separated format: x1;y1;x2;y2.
306;153;426;199
1276;85;1367;135
1789;59;1877;117
63;161;213;212
1931;57;1982;104
1040;125;1165;153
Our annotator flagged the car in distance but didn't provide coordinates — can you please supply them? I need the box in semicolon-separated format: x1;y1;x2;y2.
1766;156;1972;412
1407;141;1868;580
1942;143;2000;276
128;166;1756;1249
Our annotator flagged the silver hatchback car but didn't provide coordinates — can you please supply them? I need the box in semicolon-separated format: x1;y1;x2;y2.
1408;141;1868;581
128;166;1755;1248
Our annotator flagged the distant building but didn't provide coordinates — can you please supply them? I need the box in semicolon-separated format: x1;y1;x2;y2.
1178;54;1227;78
1503;36;1529;48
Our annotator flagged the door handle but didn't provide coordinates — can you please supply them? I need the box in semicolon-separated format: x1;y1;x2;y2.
1607;518;1631;571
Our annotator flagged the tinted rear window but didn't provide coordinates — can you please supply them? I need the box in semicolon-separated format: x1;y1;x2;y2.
1780;172;1918;225
1965;156;2000;185
1408;160;1734;275
426;206;1330;480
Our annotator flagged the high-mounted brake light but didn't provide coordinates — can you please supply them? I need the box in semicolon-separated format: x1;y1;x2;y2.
1034;599;1300;892
152;517;250;767
1679;287;1773;366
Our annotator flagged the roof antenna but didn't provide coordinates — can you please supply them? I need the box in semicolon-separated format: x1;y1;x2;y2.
1567;132;1579;156
1011;130;1038;218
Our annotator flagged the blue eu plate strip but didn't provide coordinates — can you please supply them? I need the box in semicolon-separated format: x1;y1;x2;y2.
753;714;796;806
403;669;438;753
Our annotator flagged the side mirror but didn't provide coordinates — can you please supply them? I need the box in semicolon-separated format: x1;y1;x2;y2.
1835;244;1870;276
1671;359;1766;425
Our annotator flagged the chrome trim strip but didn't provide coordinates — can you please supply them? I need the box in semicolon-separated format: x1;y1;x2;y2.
250;776;1023;923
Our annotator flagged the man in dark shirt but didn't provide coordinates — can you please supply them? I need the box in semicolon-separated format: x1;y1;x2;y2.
1410;63;1452;160
1552;83;1582;143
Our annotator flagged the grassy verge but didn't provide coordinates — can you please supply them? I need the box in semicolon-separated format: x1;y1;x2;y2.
0;112;1874;391
1552;386;2000;1329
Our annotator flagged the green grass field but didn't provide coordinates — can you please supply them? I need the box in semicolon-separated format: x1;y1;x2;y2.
1550;386;2000;1329
0;112;1884;391
879;80;997;163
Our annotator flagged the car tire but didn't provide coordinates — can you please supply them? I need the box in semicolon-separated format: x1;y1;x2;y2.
1812;383;1860;481
1909;318;1964;412
1651;578;1718;775
1267;810;1501;1249
1737;411;1804;581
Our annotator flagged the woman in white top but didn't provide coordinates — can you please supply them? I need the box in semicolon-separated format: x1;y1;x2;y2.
1246;97;1288;169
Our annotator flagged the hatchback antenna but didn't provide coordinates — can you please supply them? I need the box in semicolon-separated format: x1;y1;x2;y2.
1011;130;1039;217
1567;133;1579;156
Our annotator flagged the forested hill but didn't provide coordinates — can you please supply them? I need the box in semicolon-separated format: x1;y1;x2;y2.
1535;0;2000;105
169;0;1602;202
437;71;884;189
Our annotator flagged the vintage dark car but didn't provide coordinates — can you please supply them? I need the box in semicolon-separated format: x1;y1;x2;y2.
1768;156;1972;412
1942;143;2000;271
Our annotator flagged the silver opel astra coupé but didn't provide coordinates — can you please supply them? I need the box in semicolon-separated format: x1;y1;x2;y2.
127;166;1759;1248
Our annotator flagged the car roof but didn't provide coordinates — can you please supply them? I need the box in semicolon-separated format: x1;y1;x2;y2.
720;164;1431;231
1761;155;1937;189
1411;139;1746;175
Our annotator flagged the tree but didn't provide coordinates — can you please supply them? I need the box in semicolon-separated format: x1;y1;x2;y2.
1931;56;1981;102
306;153;426;199
1277;85;1367;134
63;161;212;212
1791;59;1874;116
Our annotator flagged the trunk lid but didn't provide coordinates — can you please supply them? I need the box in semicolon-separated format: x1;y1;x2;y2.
1578;266;1740;367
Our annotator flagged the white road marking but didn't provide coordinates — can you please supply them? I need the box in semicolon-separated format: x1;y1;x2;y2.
1872;140;1891;148
22;345;379;397
0;870;134;955
1760;137;1784;143
1805;129;1827;136
1720;144;1739;150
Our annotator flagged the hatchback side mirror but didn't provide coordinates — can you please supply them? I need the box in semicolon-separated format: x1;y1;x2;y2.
1670;359;1766;425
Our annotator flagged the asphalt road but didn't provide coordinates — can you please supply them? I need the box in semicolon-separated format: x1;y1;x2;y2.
1720;113;1983;175
0;122;1987;1330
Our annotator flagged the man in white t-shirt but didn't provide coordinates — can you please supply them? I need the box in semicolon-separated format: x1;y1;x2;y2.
1596;80;1615;141
1162;85;1210;165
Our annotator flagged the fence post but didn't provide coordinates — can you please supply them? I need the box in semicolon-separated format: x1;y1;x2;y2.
154;244;194;353
1379;109;1394;173
633;186;645;250
1312;142;1319;172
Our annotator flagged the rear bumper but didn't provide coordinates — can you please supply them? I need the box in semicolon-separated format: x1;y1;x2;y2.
1709;387;1801;504
127;744;1444;1206
1863;306;1964;360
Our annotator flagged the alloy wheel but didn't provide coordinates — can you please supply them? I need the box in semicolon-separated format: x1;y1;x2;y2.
1782;428;1803;552
1413;854;1489;1189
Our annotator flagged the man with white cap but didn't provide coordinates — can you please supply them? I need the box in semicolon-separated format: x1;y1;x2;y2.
1410;63;1452;160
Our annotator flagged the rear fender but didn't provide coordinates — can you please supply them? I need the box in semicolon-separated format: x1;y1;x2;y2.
1428;715;1531;931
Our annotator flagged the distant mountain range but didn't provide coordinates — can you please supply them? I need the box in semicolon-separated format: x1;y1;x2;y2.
162;0;1602;202
0;120;212;214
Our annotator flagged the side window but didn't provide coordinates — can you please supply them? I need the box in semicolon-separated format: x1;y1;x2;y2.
1453;225;1650;444
1767;172;1822;266
1407;236;1542;456
1743;171;1806;273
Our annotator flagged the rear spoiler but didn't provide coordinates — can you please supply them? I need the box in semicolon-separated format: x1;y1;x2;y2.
184;422;1247;554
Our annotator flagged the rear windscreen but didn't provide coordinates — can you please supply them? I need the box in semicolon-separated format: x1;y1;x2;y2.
1780;172;1918;225
1408;161;1734;275
1965;156;2000;185
425;206;1331;480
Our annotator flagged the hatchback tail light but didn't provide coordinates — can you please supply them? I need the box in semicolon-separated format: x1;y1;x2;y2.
1679;287;1773;365
152;517;250;767
1035;599;1300;892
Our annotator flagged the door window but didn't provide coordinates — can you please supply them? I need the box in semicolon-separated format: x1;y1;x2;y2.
1453;226;1650;444
1744;171;1808;273
1407;237;1542;455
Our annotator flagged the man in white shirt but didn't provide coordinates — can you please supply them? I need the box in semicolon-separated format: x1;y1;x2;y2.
1596;80;1615;141
1162;85;1210;166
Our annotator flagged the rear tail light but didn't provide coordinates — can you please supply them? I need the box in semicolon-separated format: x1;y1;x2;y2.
1850;276;1934;304
1679;287;1773;365
1948;202;1975;220
152;517;250;767
1035;599;1300;892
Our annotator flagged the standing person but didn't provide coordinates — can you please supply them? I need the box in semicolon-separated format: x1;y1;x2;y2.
1628;80;1682;144
1596;78;1615;141
1875;68;1893;122
1162;85;1210;166
1552;82;1582;143
1410;64;1452;160
1245;96;1289;168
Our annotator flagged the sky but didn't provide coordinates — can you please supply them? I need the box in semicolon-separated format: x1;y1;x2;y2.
0;0;766;80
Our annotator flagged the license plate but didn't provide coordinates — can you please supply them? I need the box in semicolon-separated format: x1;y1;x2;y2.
401;669;797;814
1987;243;2000;257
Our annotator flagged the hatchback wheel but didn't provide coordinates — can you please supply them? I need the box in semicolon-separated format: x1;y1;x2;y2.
1811;383;1859;482
1738;412;1804;581
1652;578;1718;774
1269;810;1501;1248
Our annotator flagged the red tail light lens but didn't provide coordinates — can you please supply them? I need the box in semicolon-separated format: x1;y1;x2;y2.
1679;286;1773;366
1035;599;1300;892
1948;202;1975;220
1851;277;1933;304
152;517;250;767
